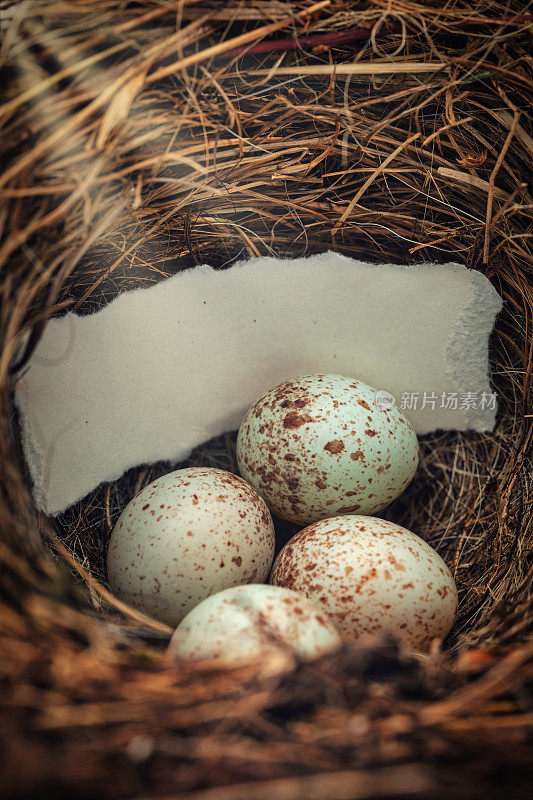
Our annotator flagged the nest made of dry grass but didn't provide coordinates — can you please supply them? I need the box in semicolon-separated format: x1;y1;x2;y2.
0;1;532;798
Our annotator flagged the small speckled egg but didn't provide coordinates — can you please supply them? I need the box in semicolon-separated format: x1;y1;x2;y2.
107;467;275;626
237;374;419;525
270;515;457;653
168;584;341;664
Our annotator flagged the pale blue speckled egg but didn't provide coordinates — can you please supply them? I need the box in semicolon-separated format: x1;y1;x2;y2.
237;374;419;525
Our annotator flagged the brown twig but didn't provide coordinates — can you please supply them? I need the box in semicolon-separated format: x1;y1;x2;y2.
483;112;520;263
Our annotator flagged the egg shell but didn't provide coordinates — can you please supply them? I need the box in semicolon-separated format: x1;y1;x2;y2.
168;584;341;664
237;374;419;525
270;515;458;653
107;467;275;626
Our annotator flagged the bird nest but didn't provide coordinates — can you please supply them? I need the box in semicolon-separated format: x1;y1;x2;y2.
0;2;532;798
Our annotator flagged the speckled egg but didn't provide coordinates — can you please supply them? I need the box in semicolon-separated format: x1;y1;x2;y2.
107;467;275;626
168;584;341;665
237;374;419;525
270;515;457;652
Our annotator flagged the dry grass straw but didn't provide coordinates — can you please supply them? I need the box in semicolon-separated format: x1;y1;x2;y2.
0;1;532;797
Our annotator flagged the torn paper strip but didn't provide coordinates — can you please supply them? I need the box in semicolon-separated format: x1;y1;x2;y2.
15;252;502;515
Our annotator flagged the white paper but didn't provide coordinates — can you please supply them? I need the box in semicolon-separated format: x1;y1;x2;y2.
15;252;502;515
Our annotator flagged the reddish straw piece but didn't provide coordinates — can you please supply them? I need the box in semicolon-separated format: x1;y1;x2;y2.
220;14;533;59
221;22;399;58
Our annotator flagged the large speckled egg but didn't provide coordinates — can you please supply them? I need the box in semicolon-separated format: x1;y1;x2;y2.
237;374;419;525
107;467;275;626
168;584;341;665
270;515;457;653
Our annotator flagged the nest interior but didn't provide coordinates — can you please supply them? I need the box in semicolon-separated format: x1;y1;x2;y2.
0;2;532;798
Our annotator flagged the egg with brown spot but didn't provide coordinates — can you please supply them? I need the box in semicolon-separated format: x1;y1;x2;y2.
107;468;275;626
270;515;457;653
168;584;341;664
237;374;419;524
